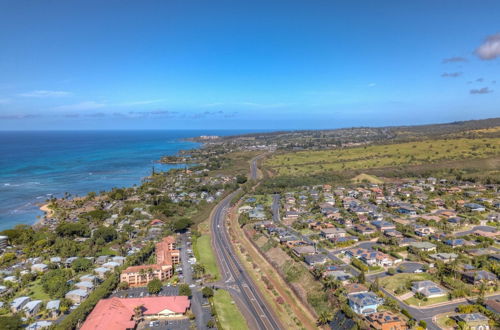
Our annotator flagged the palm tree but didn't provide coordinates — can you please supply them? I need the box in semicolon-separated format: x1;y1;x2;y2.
317;310;333;325
139;269;147;284
311;267;324;280
322;276;338;291
133;305;144;321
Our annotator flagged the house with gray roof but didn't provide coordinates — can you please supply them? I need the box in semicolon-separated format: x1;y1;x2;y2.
46;299;60;318
65;289;88;304
11;296;30;312
411;280;446;298
23;300;42;317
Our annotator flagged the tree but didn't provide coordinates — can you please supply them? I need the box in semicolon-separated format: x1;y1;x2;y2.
147;279;162;295
358;270;366;284
202;287;214;298
179;283;192;296
236;175;248;184
173;218;193;232
207;319;216;328
56;222;90;237
387;267;396;275
93;226;118;243
311;266;324;280
41;269;71;298
193;264;206;278
72;258;92;272
418;320;427;328
118;282;129;290
317;310;333;325
0;315;23;329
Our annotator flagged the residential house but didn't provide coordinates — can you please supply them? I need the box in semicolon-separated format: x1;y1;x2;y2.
408;241;437;252
27;321;53;330
345;283;368;294
66;289;89;304
371;221;396;232
94;267;111;279
324;270;352;282
353;224;376;236
75;281;95;292
365;311;408;330
102;261;121;270
464;203;486;212
11;296;30;313
452;313;490;330
430;253;458;263
46;300;61;319
411;280;446;298
414;226;435;237
462;270;497;285
347;248;394;267
292;245;316;257
445;239;475;248
320;228;346;239
23;300;42;317
304;254;328;267
31;263;48;273
485;298;500;314
348;292;384;315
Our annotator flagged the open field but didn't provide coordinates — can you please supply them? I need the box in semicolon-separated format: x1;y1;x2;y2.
379;273;432;293
265;137;500;176
213;289;248;330
26;279;51;300
193;234;220;280
351;173;384;184
405;295;450;306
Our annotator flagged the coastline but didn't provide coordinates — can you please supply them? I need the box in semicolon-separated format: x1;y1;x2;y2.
32;138;209;230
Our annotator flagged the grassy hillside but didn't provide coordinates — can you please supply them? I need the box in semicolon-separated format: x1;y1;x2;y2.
265;137;500;177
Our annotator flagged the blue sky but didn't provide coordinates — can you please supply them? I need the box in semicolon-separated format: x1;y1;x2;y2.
0;0;499;130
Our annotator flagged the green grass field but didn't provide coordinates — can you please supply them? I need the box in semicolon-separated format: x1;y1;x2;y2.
351;173;384;184
405;295;450;306
193;234;220;280
265;137;500;176
213;289;248;330
26;279;51;301
379;273;432;293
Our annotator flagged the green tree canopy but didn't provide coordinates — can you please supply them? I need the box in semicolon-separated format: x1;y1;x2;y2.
179;283;192;296
72;258;92;272
147;279;162;295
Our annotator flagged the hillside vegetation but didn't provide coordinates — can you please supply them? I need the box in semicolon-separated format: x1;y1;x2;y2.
265;137;500;178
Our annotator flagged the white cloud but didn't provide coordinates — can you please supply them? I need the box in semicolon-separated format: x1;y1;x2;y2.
18;90;72;98
116;99;164;106
54;101;105;111
475;33;500;60
368;83;377;87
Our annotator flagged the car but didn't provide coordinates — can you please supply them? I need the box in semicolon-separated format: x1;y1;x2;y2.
189;284;196;288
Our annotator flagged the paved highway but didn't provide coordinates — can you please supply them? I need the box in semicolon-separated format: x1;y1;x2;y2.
210;155;282;329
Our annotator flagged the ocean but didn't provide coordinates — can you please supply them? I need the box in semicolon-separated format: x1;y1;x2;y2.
0;130;252;231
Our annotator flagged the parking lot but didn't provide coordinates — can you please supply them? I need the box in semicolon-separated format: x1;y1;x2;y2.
139;318;191;330
112;285;180;298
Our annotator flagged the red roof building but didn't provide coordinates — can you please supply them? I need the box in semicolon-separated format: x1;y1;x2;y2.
81;296;190;330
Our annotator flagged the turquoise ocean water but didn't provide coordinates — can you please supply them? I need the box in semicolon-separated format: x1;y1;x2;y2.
0;130;252;230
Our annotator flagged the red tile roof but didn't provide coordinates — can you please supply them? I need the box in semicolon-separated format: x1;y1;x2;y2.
81;296;190;330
